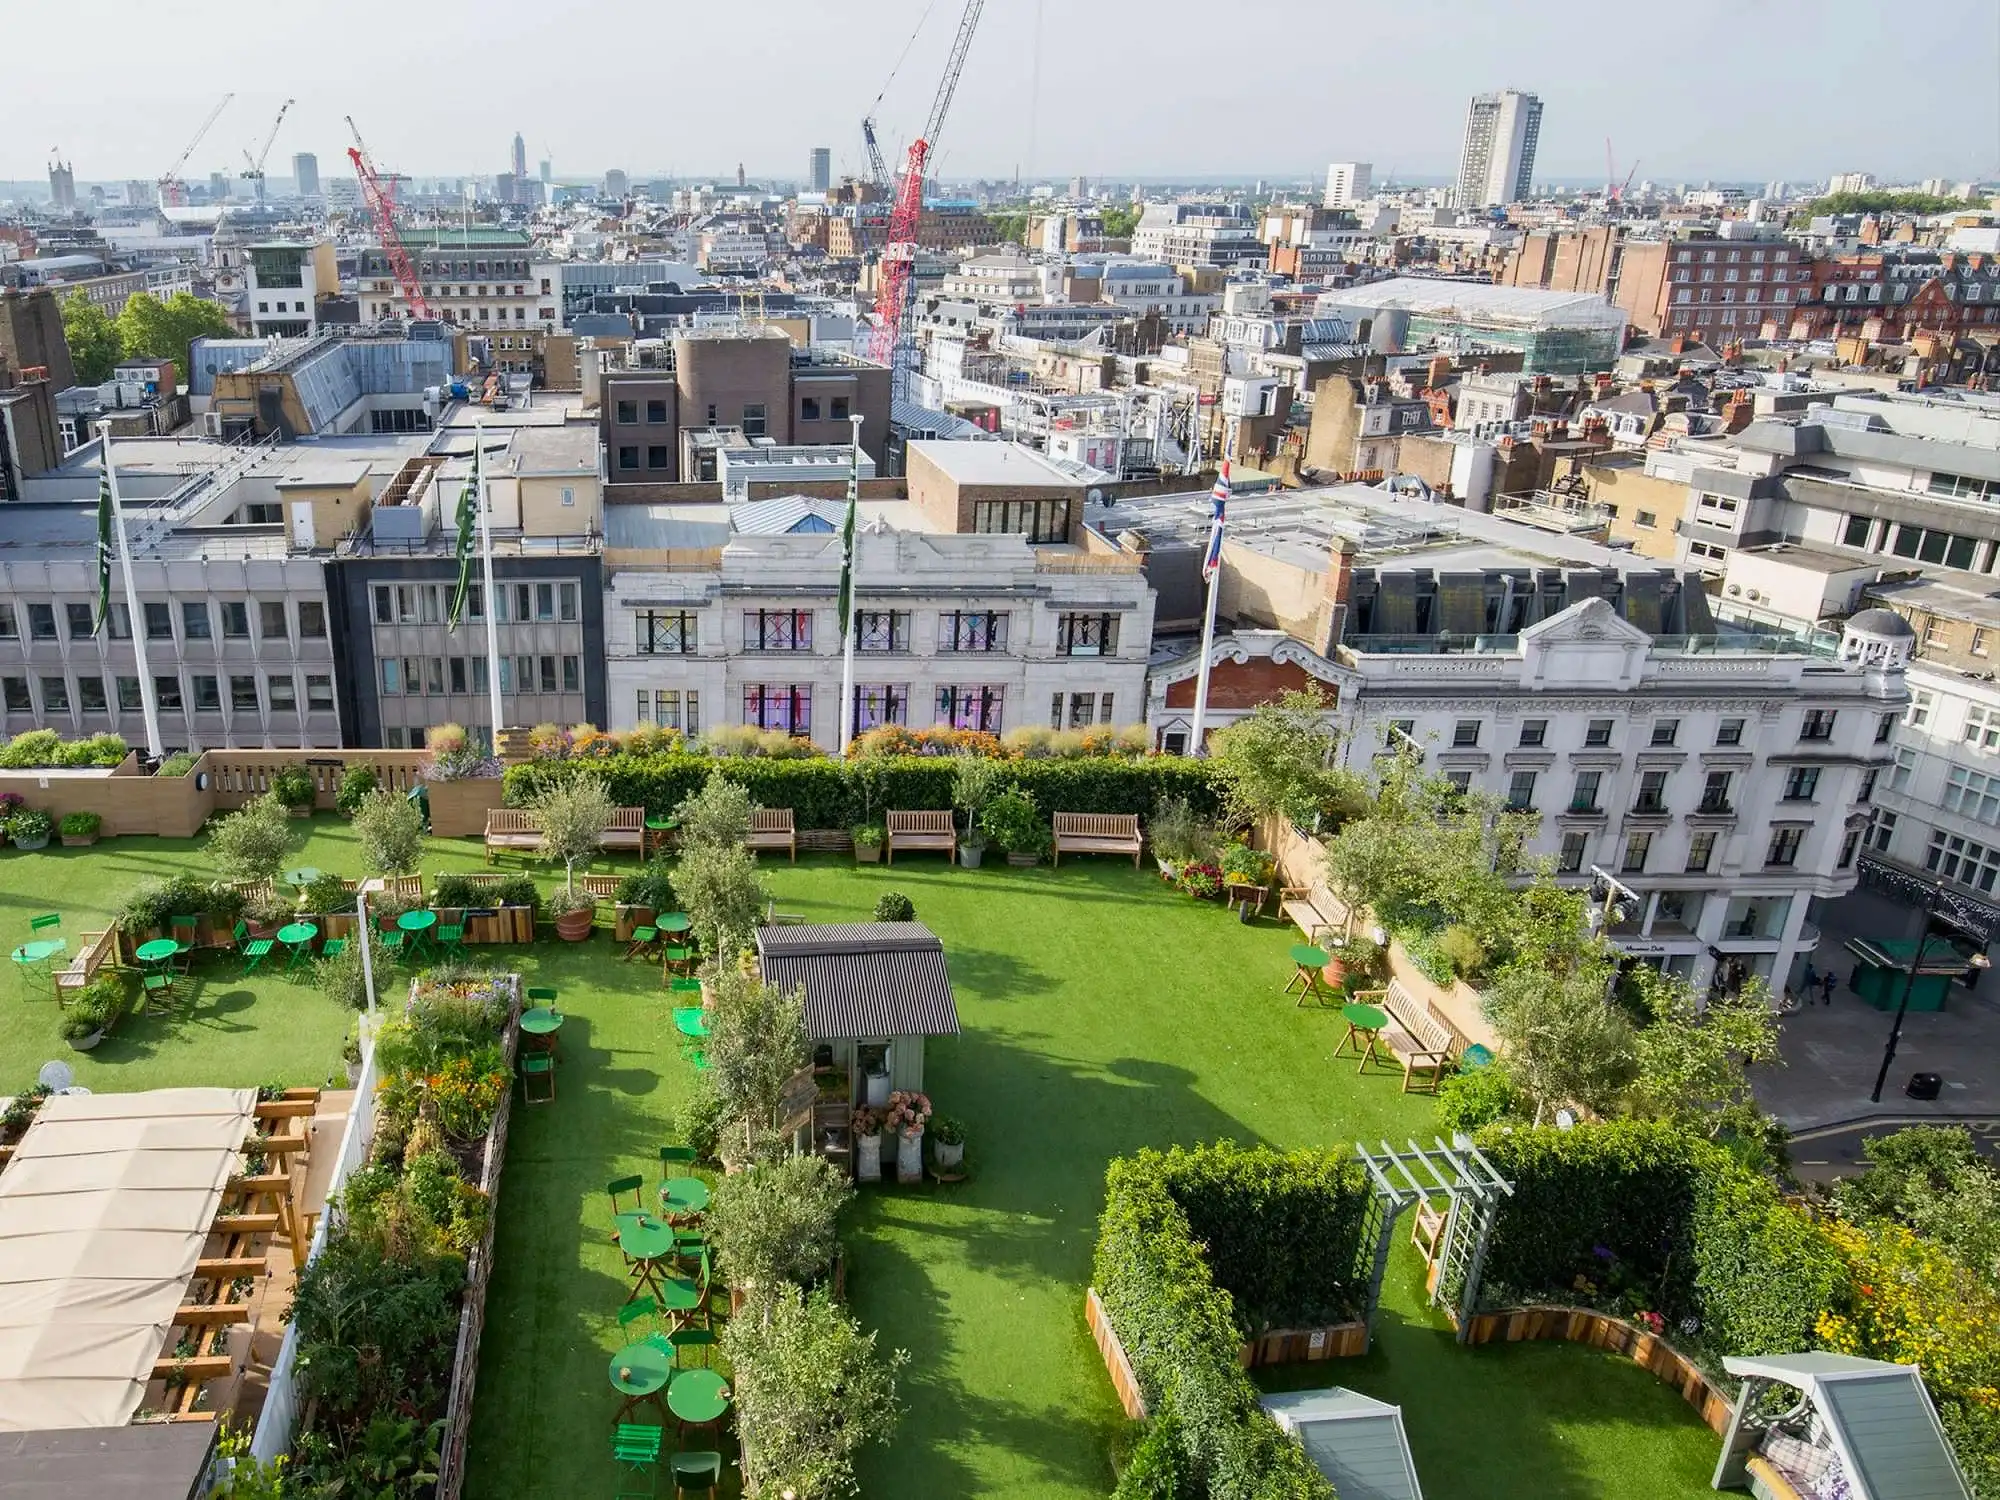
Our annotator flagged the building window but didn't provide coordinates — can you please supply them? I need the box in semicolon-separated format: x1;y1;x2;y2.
647;445;671;469
259;601;288;640
1650;718;1679;747
745;610;813;651
1686;831;1717;873
1944;765;2000;825
114;676;143;711
637;611;698;654
448;657;468;694
1518;719;1547;747
269;675;297;711
1865;807;1897;853
1799;709;1837;742
1621;832;1651;874
1839;830;1861;870
306;674;333;710
742;403;768;439
855;684;909;730
299;601;326;638
539;656;558;693
0;606;18;641
379;659;400;696
1452;719;1480;748
182;601;211;640
618;446;639;470
1067;692;1099;729
1699;771;1732;813
1765;826;1805;867
831;396;850;421
973;498;1070;544
1635;770;1669;813
617;400;638;423
1966;705;2000;751
39;677;69;713
646;399;667;423
1783;766;1820;802
1505;771;1536;812
535;584;556;621
65;602;93;639
637;688;698;733
77;677;106;712
1927;828;2000;893
222;601;250;638
744;685;811;734
141;601;172;641
1569;770;1602;813
1558;831;1587;874
27;603;55;641
1057;612;1118;655
562;656;580;692
559;583;579;622
1584;719;1613;747
152;675;183;711
856;610;910;653
800;396;821;422
940;611;1007;652
938;685;1003;733
191;675;220;711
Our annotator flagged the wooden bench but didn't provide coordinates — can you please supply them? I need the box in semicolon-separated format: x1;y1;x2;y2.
1051;812;1143;868
484;808;543;863
600;806;647;855
746;808;798;863
1279;883;1348;944
885;809;956;865
54;927;118;1000
1371;980;1459;1094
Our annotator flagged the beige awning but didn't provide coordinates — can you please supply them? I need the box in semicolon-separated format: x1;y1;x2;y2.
0;1088;256;1432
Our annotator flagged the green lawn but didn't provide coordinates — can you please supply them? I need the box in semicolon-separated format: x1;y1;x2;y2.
460;856;1724;1500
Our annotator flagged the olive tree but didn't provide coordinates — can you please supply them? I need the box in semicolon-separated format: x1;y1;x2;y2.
677;840;769;957
534;774;615;892
673;773;755;850
1208;687;1368;831
702;964;808;1160
207;793;295;886
707;1153;851;1293
352;787;425;876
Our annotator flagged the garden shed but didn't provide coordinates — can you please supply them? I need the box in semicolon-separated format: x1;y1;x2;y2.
1260;1387;1423;1500
1712;1351;1972;1499
756;923;960;1099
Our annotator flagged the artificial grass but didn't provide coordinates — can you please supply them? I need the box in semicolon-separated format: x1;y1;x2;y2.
461;856;1724;1500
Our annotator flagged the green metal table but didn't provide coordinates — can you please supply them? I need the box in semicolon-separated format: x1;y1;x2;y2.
134;938;180;967
397;908;438;961
1338;1001;1390;1073
672;1007;709;1040
1286;943;1331;1003
281;867;324;893
658;912;691;935
12;938;66;1000
619;1214;680;1305
667;1367;730;1441
660;1176;711;1215
609;1339;672;1425
519;1006;564;1055
276;922;318;972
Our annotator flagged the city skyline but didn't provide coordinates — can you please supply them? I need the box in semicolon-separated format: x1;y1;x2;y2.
3;0;1994;188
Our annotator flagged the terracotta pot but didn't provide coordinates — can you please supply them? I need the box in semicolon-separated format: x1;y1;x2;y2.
1323;956;1348;989
554;907;595;941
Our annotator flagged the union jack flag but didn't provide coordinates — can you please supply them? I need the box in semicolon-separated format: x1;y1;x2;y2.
1202;460;1231;582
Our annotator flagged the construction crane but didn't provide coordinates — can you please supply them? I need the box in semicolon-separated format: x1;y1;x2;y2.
240;99;294;210
158;93;234;208
861;117;890;190
1604;139;1639;205
867;0;985;391
346;116;432;322
860;0;939;190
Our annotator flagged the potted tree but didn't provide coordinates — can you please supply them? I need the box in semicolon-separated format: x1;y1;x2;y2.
352;787;425;881
852;824;885;864
952;753;1002;870
270;764;317;818
59;811;103;847
8;807;54;851
931;1114;966;1173
980;790;1046;868
208;794;295;890
62;978;122;1050
535;776;615;940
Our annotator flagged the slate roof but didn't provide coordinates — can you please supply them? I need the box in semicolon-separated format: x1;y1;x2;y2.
756;923;961;1041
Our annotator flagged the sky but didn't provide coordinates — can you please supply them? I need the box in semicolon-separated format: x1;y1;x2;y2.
7;0;1998;189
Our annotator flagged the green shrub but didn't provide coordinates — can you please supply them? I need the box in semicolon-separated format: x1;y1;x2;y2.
673;774;757;849
61;976;125;1039
336;764;381;817
58;811;102;838
1435;923;1487;979
352;786;425;876
0;729;64;768
1437;1064;1522;1133
302;873;353;916
873;891;915;923
119;874;243;933
156;750;198;777
207;794;295;885
615;855;677;912
431;873;538;912
980;788;1044;854
1114;1415;1189;1500
1095;1145;1339;1500
270;764;316;811
8;807;54;842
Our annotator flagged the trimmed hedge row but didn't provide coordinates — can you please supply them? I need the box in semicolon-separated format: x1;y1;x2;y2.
501;753;1229;829
1096;1143;1354;1500
1463;1121;1846;1359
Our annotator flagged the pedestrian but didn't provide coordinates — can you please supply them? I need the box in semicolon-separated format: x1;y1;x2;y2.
1802;960;1819;992
1821;971;1837;1006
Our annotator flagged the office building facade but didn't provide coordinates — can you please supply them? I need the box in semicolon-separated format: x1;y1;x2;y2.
1456;90;1543;208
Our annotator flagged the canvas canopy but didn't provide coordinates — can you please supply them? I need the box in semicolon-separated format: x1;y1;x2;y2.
0;1087;257;1432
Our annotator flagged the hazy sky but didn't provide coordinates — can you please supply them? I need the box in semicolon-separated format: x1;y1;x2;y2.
9;0;1998;187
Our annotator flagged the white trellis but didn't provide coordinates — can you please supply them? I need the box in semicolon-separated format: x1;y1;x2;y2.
1354;1135;1514;1343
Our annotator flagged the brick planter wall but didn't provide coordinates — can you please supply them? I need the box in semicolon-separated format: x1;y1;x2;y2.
1455;1305;1735;1435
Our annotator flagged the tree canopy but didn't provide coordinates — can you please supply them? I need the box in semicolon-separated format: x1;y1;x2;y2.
1207;687;1367;831
112;291;233;385
60;293;122;385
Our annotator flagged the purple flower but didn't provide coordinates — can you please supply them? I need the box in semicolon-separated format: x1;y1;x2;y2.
1591;1243;1615;1261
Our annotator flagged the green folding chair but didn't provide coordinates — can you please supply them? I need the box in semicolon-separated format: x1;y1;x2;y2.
520;1052;554;1103
670;1325;717;1369
618;1294;665;1345
662;943;694;976
319;936;347;962
142;971;177;1008
526;985;557;1010
29;914;60;937
435;921;464;954
376;920;405;961
612;1422;664;1499
607;1174;645;1242
625;924;660;962
168;916;199;973
233;920;274;976
670;1450;721;1498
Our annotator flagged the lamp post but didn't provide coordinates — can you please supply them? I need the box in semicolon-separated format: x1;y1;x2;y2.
1870;882;1992;1104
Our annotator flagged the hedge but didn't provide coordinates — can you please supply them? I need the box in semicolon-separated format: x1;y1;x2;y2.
1463;1121;1846;1359
502;753;1229;829
1096;1143;1349;1500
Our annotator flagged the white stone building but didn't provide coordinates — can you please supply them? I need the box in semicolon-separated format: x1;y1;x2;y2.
602;496;1154;749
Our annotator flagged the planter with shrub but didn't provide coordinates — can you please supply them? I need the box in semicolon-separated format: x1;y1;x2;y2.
549;886;598;941
58;811;103;847
117;875;247;955
980;789;1048;867
1177;861;1225;900
61;977;125;1050
852;824;884;864
931;1114;966;1173
335;764;381;817
613;857;677;942
431;873;540;944
9;807;54;851
0;730;128;769
270;764;317;817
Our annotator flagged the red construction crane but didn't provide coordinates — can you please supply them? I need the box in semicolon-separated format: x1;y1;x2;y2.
867;0;986;387
347;115;432;322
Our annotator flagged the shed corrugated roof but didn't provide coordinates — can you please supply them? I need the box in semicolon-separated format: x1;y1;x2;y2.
756;923;961;1041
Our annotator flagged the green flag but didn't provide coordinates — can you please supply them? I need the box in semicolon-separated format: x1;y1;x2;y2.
94;469;113;636
836;438;859;637
446;442;479;628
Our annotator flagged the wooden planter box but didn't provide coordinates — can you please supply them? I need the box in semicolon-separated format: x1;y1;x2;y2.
614;904;655;943
432;976;521;1500
426;777;507;839
1454;1305;1736;1435
1085;1287;1149;1421
1238;1320;1369;1368
316;911;359;941
461;904;535;945
119;914;232;963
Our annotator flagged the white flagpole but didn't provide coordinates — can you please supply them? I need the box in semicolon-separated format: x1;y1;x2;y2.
476;420;504;748
837;413;863;758
1188;453;1231;759
100;422;164;760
